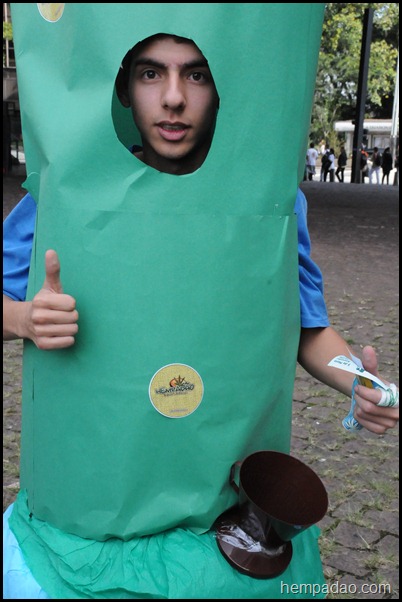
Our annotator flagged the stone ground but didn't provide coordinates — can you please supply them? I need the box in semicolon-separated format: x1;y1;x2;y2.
3;172;399;599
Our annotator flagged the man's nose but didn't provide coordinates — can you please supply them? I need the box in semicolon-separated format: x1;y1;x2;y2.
161;75;186;110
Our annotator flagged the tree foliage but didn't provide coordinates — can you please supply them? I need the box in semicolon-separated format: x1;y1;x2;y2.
310;3;399;144
3;21;13;41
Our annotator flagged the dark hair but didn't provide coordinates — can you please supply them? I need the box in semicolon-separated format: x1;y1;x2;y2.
115;33;219;111
117;34;203;93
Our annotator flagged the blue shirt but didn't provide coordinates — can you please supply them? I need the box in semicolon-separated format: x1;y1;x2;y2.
3;189;329;328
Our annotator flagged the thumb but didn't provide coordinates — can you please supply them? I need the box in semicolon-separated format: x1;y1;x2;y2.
361;345;379;377
43;249;63;294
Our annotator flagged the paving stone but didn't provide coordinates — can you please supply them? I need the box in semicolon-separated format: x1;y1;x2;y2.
375;534;399;558
331;521;380;549
364;510;399;536
325;547;372;578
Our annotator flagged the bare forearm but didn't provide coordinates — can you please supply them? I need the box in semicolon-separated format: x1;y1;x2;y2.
3;294;32;341
297;326;355;397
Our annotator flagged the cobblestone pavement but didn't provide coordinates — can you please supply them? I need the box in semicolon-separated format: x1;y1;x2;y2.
3;173;399;599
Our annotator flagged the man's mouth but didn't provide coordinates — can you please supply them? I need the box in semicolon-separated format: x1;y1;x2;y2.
160;123;186;131
157;122;189;141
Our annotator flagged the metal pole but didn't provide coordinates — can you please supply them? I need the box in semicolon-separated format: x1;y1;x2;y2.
390;50;399;157
351;8;373;184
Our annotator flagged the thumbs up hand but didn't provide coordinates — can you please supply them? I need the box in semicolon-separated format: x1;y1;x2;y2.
28;250;79;349
42;248;64;294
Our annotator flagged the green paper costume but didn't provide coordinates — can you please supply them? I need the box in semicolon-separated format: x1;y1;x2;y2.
10;3;326;598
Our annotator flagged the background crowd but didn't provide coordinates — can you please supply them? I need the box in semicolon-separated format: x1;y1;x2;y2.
305;141;399;185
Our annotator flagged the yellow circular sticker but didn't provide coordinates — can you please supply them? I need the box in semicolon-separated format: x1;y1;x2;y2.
37;3;65;22
149;364;204;418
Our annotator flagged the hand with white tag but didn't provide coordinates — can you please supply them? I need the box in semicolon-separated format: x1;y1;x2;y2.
329;346;399;434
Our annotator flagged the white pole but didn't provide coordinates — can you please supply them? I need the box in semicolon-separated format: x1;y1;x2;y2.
390;50;399;155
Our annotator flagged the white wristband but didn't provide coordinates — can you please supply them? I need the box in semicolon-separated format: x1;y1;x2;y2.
377;384;399;408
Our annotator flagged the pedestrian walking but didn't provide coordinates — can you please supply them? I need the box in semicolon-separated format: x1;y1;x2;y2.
325;148;335;182
360;148;369;182
381;147;393;185
320;147;330;181
335;146;347;182
394;146;399;186
369;147;382;184
306;142;318;181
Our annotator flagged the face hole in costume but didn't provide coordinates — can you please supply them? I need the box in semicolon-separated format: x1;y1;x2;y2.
112;33;220;174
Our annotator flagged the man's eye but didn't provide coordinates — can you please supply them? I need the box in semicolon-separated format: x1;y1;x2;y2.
143;70;157;79
189;72;206;82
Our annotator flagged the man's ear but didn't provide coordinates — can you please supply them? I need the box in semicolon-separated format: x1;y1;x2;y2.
115;67;131;108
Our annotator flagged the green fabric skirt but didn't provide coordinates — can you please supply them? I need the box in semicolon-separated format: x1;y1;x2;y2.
10;490;326;599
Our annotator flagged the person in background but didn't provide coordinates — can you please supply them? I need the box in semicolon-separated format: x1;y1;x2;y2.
305;142;318;181
381;147;393;185
335;146;347;183
369;147;382;184
360;147;369;183
320;146;330;181
393;145;399;186
326;148;336;182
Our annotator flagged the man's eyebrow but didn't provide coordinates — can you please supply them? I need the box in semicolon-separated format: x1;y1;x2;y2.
133;57;210;70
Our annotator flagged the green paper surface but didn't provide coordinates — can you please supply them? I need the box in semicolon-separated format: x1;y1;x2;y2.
10;3;325;596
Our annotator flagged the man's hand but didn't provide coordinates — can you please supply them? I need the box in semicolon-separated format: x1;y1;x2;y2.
27;250;79;349
353;346;399;434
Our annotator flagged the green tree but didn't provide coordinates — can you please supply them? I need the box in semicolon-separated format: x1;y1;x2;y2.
3;21;13;68
3;22;13;41
310;3;399;145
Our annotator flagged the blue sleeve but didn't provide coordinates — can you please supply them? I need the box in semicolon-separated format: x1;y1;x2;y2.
3;193;36;301
295;188;330;328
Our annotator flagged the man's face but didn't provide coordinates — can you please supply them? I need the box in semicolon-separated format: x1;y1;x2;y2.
125;36;219;175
